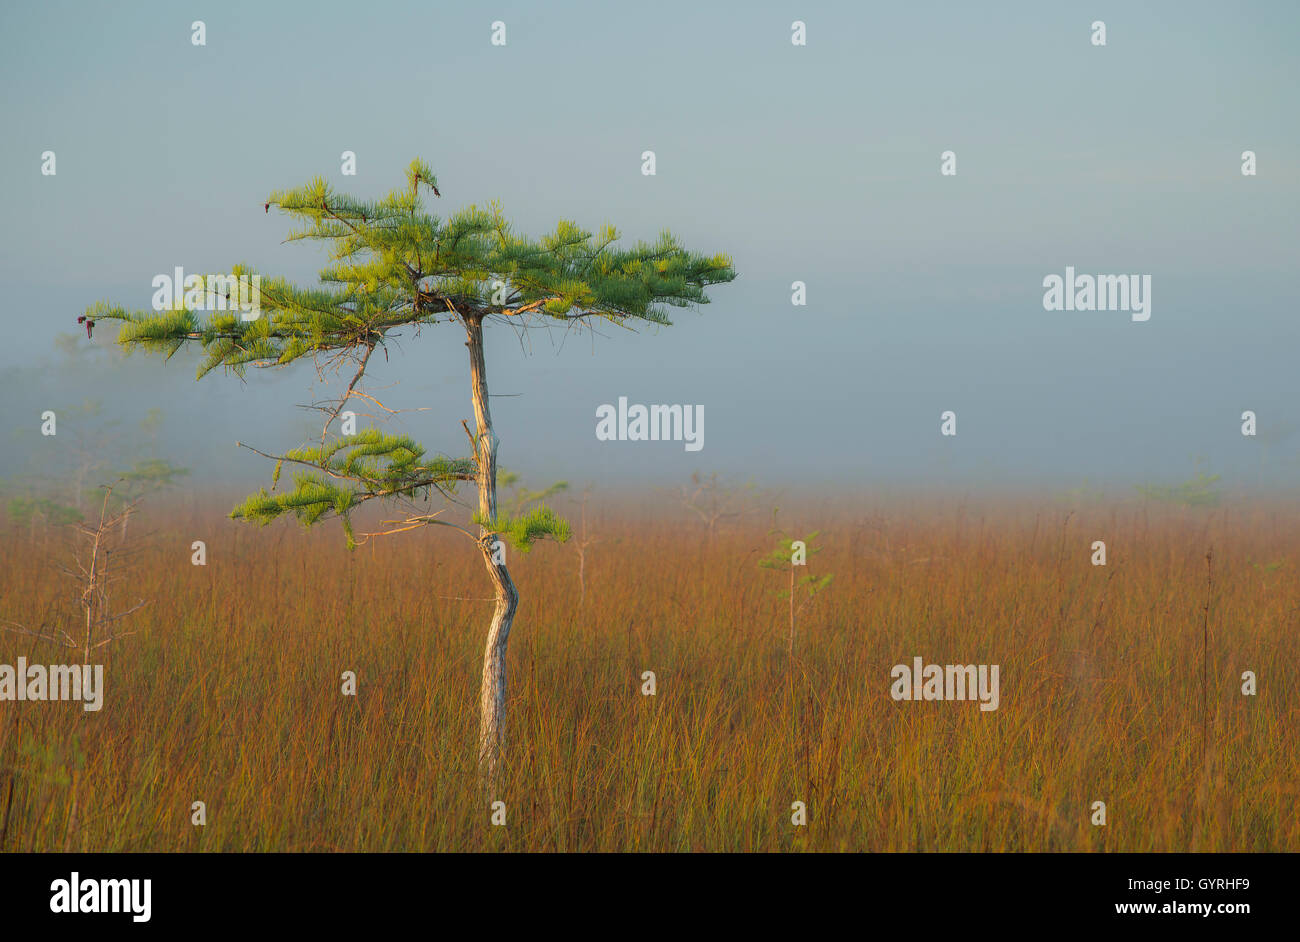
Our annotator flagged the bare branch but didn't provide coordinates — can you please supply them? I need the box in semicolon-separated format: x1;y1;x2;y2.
320;341;376;443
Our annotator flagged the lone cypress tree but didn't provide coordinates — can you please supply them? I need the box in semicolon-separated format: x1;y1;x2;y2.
85;159;735;781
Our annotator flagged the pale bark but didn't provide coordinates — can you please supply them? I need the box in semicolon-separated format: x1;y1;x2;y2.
465;317;518;787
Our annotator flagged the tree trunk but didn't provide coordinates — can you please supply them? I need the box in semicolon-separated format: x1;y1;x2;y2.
465;317;518;788
577;545;586;606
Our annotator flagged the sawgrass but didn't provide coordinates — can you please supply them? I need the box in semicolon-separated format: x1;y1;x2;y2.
0;496;1294;851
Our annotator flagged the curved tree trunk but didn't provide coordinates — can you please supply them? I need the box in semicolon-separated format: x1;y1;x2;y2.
465;316;517;788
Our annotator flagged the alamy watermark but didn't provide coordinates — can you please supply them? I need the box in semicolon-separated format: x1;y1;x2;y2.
152;266;261;320
890;656;1000;711
1043;267;1151;322
596;396;704;452
50;872;150;922
0;658;103;711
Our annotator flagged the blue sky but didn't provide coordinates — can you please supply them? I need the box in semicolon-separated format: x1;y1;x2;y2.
2;0;1297;496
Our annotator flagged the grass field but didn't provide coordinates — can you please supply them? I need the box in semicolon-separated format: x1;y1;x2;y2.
0;496;1295;851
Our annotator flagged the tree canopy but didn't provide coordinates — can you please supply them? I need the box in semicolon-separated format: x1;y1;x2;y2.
86;159;736;548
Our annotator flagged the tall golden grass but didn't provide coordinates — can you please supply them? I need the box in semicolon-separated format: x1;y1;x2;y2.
0;496;1294;851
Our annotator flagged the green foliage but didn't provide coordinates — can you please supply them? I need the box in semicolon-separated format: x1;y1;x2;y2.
86;158;734;548
759;529;834;600
6;496;82;527
233;474;360;547
18;732;85;788
90;157;736;379
499;470;569;517
1060;478;1106;505
473;505;571;552
274;429;472;492
116;458;189;496
231;430;477;549
1136;471;1224;507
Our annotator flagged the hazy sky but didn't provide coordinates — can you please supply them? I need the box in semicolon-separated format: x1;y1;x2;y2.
2;0;1298;497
